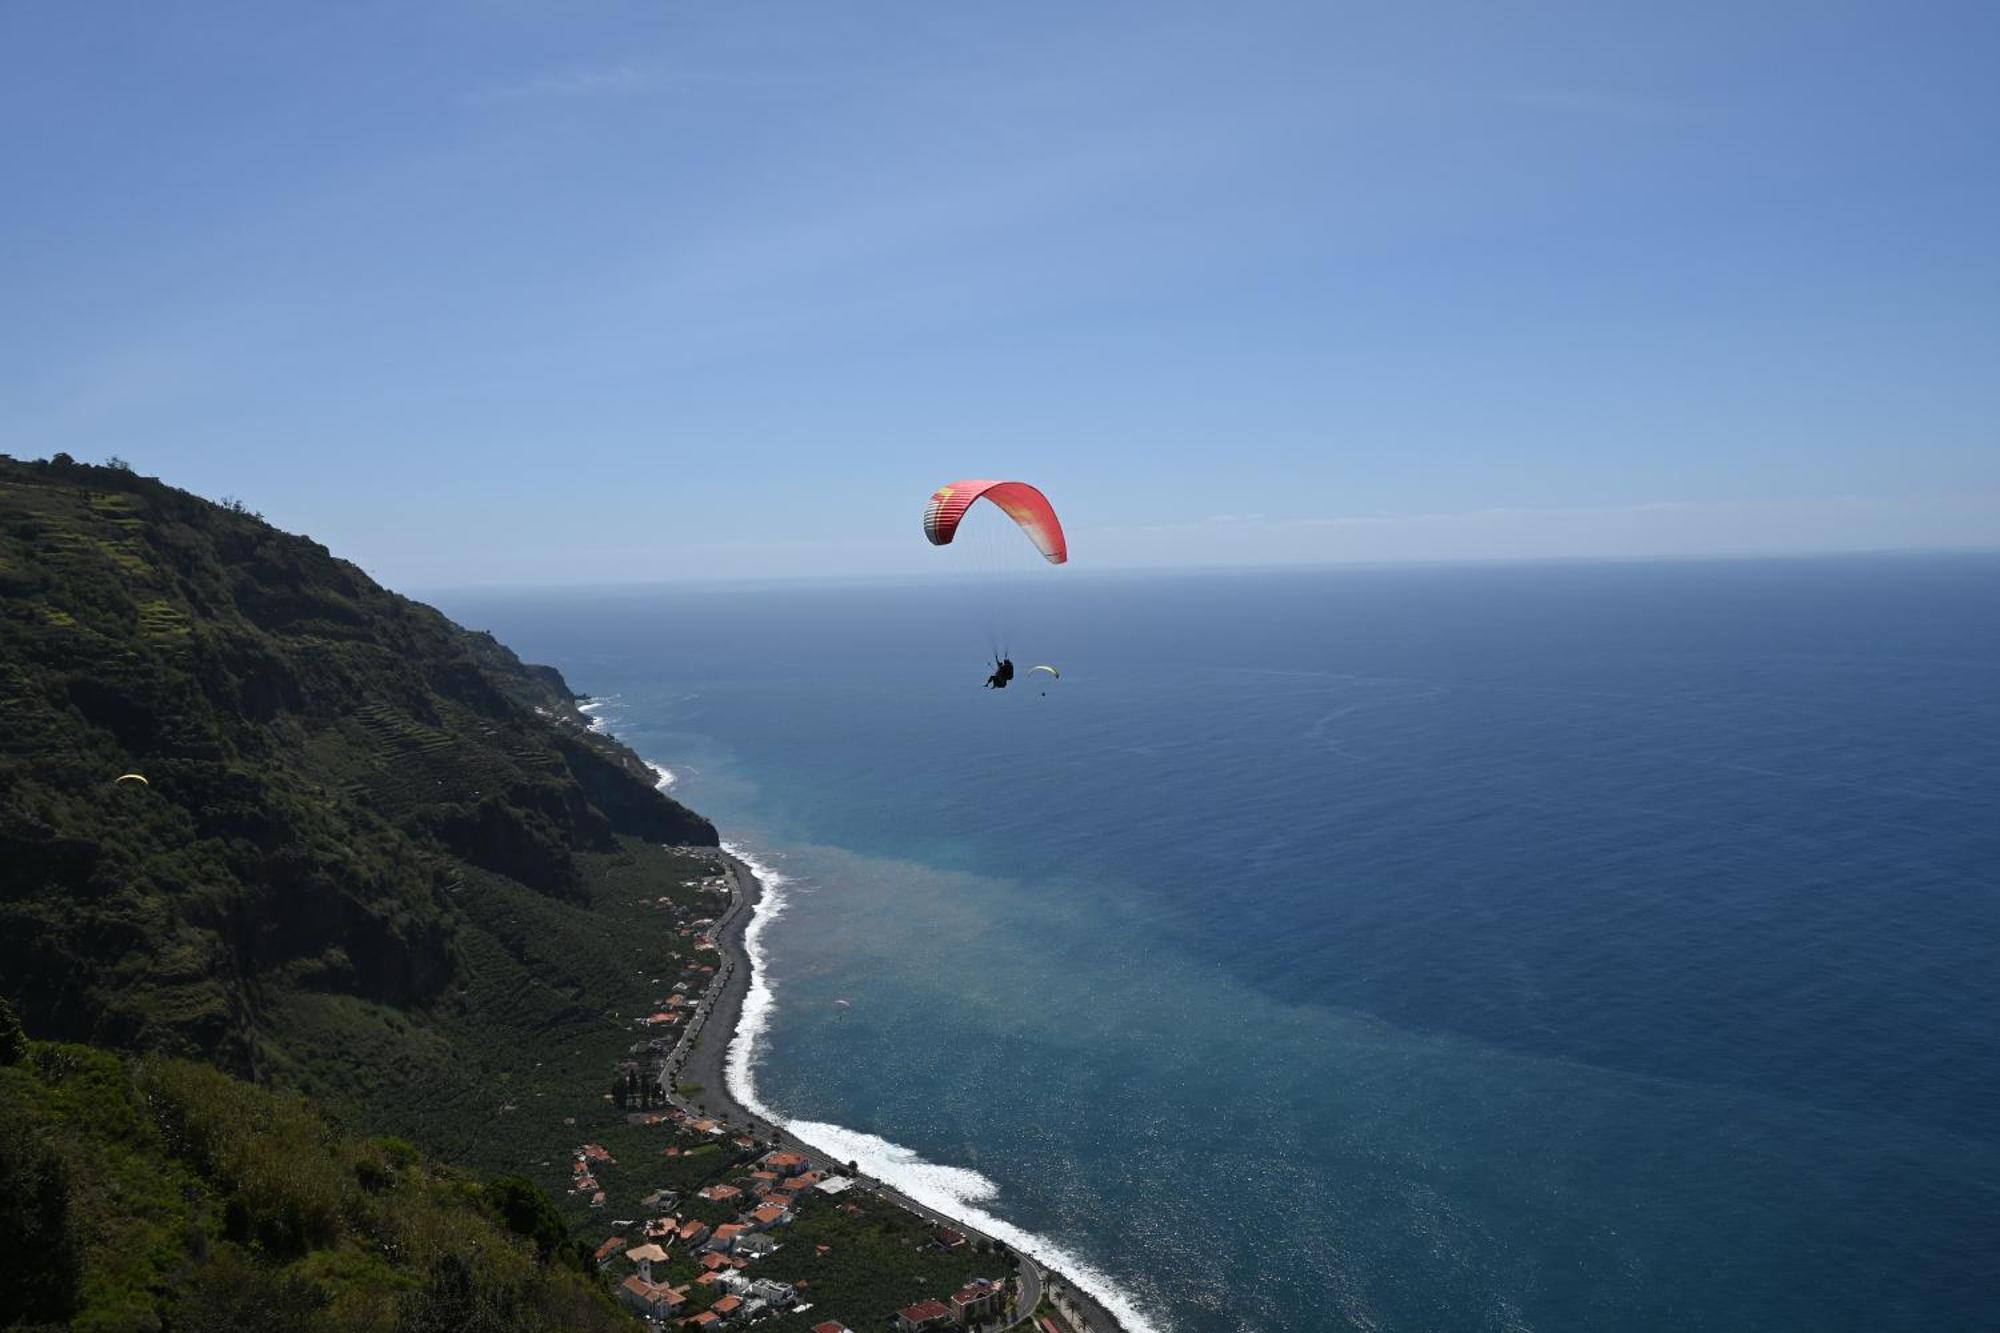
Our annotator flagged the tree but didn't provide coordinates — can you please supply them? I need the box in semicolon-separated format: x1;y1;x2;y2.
170;1248;323;1333
0;1117;82;1327
486;1175;572;1266
396;1254;515;1333
0;998;25;1066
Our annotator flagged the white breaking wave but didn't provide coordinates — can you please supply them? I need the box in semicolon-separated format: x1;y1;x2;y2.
646;761;677;790
718;841;1164;1333
719;840;789;1131
576;695;617;735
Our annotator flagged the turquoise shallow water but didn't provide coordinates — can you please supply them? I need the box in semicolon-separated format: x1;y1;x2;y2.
439;557;2000;1331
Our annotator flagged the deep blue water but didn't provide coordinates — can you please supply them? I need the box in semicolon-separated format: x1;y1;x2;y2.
437;556;2000;1332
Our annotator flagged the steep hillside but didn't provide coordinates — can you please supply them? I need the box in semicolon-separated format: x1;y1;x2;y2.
0;454;714;1101
0;1003;629;1333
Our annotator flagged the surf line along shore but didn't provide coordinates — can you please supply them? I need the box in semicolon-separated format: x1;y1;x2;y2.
656;848;1133;1333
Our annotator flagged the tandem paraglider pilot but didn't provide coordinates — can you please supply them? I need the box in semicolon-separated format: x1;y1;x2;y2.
921;478;1065;695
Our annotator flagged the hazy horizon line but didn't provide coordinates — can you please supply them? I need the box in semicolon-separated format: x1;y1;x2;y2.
411;544;2000;601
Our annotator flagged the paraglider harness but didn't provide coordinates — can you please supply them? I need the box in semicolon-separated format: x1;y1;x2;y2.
985;656;1015;689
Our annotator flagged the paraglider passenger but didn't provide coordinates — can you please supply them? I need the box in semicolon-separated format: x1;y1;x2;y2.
985;657;1015;689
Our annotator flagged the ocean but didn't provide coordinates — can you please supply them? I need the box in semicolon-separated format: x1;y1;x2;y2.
436;555;2000;1332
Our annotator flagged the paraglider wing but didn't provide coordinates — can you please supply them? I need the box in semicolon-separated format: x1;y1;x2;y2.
115;773;149;785
1028;665;1060;679
923;480;1067;564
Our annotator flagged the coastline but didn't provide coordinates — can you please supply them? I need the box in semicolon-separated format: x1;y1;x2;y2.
655;846;1138;1333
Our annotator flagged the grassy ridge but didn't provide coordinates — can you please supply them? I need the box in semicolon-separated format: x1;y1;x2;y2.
0;1008;627;1333
0;453;712;1086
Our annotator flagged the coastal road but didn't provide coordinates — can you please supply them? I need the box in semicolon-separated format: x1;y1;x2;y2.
653;852;1126;1333
1008;1262;1044;1328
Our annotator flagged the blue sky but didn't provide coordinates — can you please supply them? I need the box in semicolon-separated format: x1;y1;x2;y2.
3;2;1996;586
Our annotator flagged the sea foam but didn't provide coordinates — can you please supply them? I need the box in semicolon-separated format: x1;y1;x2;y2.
577;695;617;735
718;839;1163;1333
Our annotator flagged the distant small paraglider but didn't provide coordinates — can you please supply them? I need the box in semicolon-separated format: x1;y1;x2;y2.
115;773;149;786
833;998;852;1008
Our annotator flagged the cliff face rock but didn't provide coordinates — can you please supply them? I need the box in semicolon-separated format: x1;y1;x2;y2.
0;455;715;1073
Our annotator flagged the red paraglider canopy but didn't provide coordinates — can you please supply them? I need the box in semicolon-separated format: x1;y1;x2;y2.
923;480;1067;564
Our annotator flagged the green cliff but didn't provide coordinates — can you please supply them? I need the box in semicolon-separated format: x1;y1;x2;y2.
0;454;714;1107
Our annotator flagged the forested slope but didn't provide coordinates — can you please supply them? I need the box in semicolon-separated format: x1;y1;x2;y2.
0;453;713;1093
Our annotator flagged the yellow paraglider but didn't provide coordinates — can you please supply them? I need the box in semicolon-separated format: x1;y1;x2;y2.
1027;665;1060;679
115;773;149;786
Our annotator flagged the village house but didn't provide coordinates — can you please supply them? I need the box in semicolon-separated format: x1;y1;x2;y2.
735;1233;780;1259
710;1293;744;1322
897;1300;956;1332
934;1225;967;1250
593;1236;627;1270
749;1278;796;1308
748;1202;789;1230
810;1324;854;1333
707;1222;748;1253
676;1218;711;1248
951;1278;1005;1324
624;1243;670;1284
616;1275;685;1321
699;1183;742;1203
763;1150;809;1176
